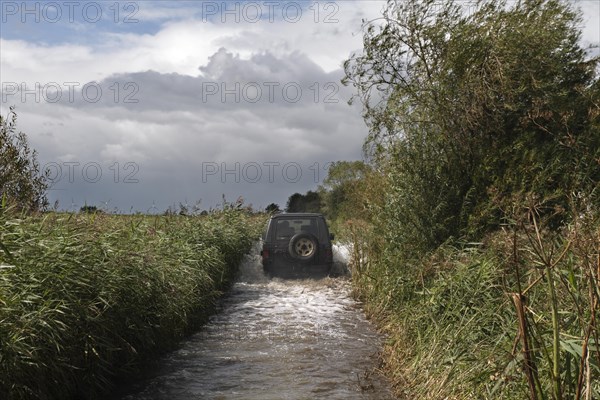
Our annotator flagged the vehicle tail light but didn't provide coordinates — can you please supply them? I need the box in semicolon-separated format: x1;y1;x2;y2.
261;248;269;260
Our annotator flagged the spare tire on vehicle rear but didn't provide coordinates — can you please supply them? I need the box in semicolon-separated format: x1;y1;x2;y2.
288;233;318;262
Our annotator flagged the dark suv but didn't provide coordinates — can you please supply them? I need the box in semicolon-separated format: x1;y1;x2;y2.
261;213;334;277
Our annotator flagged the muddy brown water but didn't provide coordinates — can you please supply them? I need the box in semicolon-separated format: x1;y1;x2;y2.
115;244;394;400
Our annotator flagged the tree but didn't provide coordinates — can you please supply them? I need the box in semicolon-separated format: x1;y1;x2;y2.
285;191;322;213
0;107;48;212
342;2;600;398
265;203;281;213
319;160;371;222
80;205;102;214
343;0;599;250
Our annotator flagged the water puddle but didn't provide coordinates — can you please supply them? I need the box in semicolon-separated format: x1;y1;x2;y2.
115;244;393;399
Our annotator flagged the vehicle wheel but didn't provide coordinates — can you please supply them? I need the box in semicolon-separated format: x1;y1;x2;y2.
288;233;318;262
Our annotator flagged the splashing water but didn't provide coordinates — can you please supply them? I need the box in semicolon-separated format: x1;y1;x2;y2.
115;243;393;400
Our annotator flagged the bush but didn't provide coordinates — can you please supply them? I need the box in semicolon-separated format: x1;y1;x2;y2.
341;0;600;397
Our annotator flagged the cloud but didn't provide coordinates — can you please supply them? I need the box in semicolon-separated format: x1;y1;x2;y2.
2;0;597;212
2;42;367;211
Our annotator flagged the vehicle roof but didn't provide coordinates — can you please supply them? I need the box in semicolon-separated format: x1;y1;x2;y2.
269;212;324;219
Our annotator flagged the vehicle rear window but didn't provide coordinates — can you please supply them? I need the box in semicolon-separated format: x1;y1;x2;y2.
274;218;318;239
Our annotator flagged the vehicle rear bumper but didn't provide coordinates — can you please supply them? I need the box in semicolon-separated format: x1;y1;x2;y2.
263;258;332;278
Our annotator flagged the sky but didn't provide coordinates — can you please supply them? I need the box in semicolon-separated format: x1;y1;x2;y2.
1;0;599;213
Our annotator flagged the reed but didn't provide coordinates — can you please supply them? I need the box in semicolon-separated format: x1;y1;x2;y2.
348;195;600;400
0;207;263;399
347;196;600;399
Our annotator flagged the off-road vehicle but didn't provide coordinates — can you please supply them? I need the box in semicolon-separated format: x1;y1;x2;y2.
260;213;334;277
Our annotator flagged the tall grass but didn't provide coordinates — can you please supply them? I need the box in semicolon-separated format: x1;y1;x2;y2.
0;207;263;399
348;197;600;399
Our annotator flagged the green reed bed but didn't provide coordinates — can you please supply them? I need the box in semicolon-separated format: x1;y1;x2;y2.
0;208;263;399
349;210;600;399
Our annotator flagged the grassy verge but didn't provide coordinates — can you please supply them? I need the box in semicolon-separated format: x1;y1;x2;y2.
347;211;600;399
0;208;264;400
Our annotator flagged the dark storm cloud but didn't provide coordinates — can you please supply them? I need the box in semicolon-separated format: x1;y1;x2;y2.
22;48;368;212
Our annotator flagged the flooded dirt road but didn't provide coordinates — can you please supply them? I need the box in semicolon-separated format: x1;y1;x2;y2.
116;244;394;400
